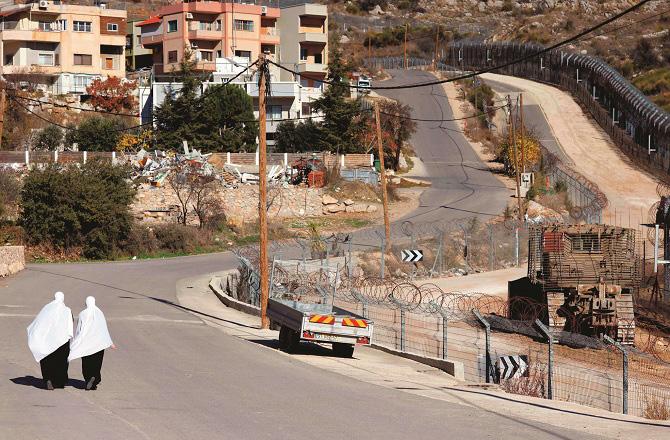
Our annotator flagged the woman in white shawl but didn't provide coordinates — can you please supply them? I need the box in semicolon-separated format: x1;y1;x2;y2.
27;292;74;390
69;296;115;391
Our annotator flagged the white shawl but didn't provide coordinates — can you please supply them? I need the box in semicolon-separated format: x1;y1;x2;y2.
27;292;74;362
68;297;113;362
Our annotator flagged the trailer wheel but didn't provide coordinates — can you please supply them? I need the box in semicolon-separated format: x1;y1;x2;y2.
278;326;289;351
332;343;354;358
285;328;300;353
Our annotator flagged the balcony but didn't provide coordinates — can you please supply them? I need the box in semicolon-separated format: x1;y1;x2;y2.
296;62;326;74
298;32;327;45
2;64;62;75
0;21;63;42
260;27;280;43
140;32;164;46
246;81;298;98
187;22;222;40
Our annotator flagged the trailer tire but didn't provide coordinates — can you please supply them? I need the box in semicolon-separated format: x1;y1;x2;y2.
332;343;354;358
278;326;290;351
285;328;300;353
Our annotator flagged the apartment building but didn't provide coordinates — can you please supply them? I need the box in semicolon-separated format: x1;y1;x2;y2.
126;18;153;71
277;1;328;117
0;1;126;94
138;0;280;75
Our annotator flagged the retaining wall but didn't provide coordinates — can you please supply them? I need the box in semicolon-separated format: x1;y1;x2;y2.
0;246;25;277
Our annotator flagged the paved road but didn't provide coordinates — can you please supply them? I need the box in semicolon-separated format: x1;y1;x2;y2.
378;70;509;224
482;76;571;165
0;256;604;440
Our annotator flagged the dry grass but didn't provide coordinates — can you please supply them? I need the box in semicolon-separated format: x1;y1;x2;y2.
499;359;546;398
644;397;670;420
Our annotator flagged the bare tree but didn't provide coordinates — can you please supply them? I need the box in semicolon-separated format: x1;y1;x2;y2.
166;162;197;225
191;176;224;229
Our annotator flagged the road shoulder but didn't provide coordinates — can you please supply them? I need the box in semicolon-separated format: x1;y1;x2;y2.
176;271;670;440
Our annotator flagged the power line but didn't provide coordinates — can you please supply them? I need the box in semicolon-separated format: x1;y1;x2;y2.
10;96;152;133
270;0;654;91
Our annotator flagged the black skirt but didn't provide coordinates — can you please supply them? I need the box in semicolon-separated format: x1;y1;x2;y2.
39;342;70;388
82;350;105;387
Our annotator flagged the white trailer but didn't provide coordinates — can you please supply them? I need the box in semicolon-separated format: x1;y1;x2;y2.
268;298;373;358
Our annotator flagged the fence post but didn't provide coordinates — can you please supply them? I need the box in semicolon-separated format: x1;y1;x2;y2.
83;151;87;164
227;151;231;164
283;152;288;168
111;151;116;166
255;150;259;166
24;150;29;166
441;312;448;360
380;235;386;279
603;334;628;415
535;319;554;400
515;227;520;267
54;150;58;163
400;309;406;352
473;309;492;383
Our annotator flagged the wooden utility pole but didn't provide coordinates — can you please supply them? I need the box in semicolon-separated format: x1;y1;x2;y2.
508;95;523;221
403;23;408;69
374;102;390;244
433;25;440;71
258;54;270;329
520;93;525;173
0;85;6;150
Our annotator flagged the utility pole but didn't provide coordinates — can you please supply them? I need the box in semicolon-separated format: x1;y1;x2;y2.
433;25;440;71
520;93;525;173
375;102;391;244
508;95;522;221
403;23;408;69
258;53;270;329
0;85;6;150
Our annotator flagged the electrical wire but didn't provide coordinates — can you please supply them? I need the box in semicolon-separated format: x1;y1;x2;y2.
269;0;655;91
10;96;153;133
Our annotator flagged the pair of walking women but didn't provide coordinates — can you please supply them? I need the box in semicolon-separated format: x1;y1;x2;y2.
27;292;115;391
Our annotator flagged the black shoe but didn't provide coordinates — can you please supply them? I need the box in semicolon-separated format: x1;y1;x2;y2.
46;380;54;391
86;377;96;391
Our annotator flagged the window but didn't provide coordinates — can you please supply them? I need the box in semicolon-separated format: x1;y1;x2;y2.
104;57;114;70
168;50;178;63
571;234;601;253
38;21;53;31
215;19;222;31
73;21;91;32
57;19;67;31
314;53;322;64
126;36;131;48
301;103;312;117
199;51;213;62
38;53;54;66
216;50;222;58
73;54;92;65
234;50;251;61
137;35;142;45
107;23;118;32
266;105;282;120
234;19;254;32
74;75;92;90
167;20;178;33
300;47;308;61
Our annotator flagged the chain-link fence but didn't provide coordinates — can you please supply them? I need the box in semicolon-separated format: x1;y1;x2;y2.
230;241;670;420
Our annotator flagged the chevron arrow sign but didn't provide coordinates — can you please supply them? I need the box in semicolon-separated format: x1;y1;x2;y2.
401;250;423;263
496;355;529;380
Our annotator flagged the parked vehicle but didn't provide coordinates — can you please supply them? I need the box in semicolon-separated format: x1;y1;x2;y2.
268;298;373;358
357;77;371;93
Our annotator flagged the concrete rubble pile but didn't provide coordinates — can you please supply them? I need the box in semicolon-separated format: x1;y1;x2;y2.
121;147;287;189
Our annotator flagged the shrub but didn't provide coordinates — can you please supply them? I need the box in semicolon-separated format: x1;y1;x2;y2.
20;160;135;259
32;125;63;151
152;223;200;253
64;116;125;151
0;170;21;221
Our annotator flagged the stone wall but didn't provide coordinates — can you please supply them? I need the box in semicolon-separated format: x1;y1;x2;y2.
132;184;324;225
0;246;25;277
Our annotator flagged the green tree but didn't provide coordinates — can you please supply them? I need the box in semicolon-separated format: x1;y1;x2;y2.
154;51;257;152
311;43;366;153
275;119;323;152
154;51;209;150
65;116;124;151
32;125;63;151
200;84;258;152
20;160;136;259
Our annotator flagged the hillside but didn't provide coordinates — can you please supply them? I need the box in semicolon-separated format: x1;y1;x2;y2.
331;0;669;111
